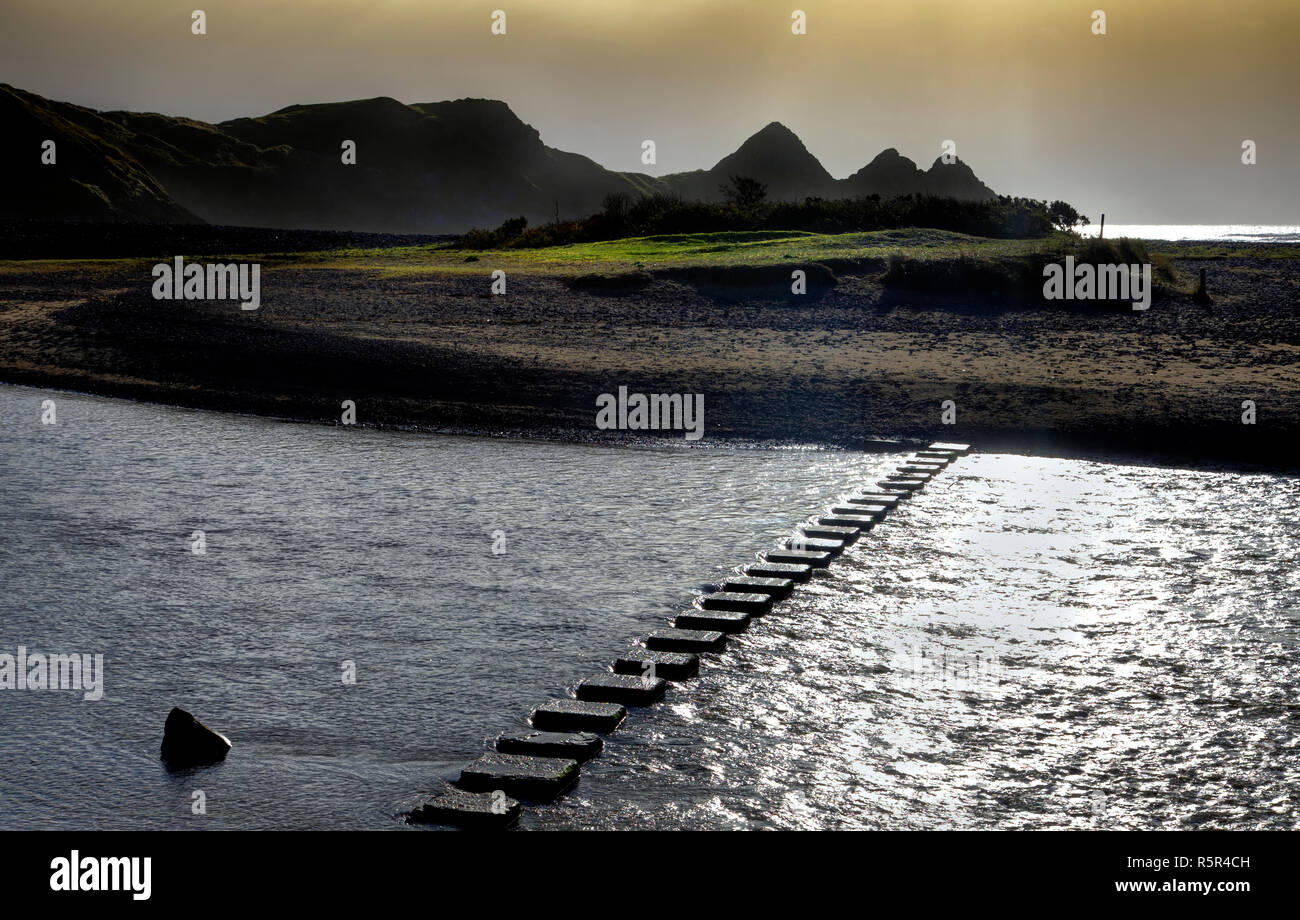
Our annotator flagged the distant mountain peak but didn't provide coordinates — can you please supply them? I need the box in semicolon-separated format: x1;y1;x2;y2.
0;84;1001;230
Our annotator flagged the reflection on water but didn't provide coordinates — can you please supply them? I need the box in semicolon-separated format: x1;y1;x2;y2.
538;455;1299;829
2;386;1296;830
1079;224;1300;243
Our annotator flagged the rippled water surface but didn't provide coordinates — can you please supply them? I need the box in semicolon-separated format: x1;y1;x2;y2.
1;385;1296;830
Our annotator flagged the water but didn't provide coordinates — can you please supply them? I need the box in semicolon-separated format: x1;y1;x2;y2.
2;385;1297;830
1079;224;1300;243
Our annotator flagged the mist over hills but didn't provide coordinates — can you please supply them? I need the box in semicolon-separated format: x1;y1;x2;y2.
1;84;996;234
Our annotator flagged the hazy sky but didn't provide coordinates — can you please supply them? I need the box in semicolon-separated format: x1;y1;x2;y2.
4;0;1297;222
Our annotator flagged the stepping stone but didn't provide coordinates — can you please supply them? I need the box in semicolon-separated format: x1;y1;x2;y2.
928;442;971;454
675;609;749;633
783;536;846;556
576;673;667;706
645;627;727;653
456;752;578;802
407;787;520;829
798;523;860;542
745;562;813;583
898;465;942;475
496;728;603;761
613;649;700;681
878;479;924;492
912;451;953;462
530;698;626;733
829;505;886;520
818;515;877;532
720;575;795;599
701;591;772;614
847;492;902;506
888;470;934;481
764;548;832;567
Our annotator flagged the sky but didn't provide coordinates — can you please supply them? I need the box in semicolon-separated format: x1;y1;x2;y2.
3;0;1297;223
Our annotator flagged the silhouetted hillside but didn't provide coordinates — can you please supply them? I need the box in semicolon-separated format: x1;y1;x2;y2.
0;84;1000;234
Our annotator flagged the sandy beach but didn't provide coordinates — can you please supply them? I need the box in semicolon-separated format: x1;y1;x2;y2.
1;234;1296;468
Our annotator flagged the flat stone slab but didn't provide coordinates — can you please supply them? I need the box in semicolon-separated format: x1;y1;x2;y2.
818;515;877;532
576;673;668;706
496;728;603;761
745;562;813;583
840;499;891;513
799;524;860;542
878;479;924;492
675;609;749;633
701;591;773;614
456;752;579;802
912;452;953;462
783;536;846;556
888;470;934;482
407;787;520;829
898;465;942;475
928;442;971;454
645;627;727;653
720;575;795;599
848;492;902;506
832;509;883;524
613;649;700;681
764;548;833;567
530;698;626;733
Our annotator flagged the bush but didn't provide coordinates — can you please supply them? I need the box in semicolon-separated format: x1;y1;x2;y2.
454;192;1081;250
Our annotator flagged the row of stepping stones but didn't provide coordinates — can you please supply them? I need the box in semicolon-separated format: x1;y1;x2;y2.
407;442;972;828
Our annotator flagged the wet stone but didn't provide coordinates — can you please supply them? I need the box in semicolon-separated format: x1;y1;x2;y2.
530;698;626;733
878;479;924;492
784;536;846;556
799;524;860;542
764;548;833;567
495;728;603;761
832;509;883;524
848;492;902;506
406;787;520;829
613;649;700;681
576;673;667;706
700;591;772;614
456;752;579;802
817;515;876;533
745;562;813;583
719;575;795;599
160;707;231;770
928;442;971;455
675;608;749;633
889;469;934;481
645;627;727;653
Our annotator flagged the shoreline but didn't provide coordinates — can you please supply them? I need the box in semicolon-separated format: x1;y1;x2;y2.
4;376;1295;476
2;232;1297;474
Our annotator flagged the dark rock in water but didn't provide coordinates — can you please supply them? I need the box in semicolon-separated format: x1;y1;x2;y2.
455;752;579;802
700;591;773;614
745;561;813;583
496;728;604;761
575;673;668;706
645;627;728;653
530;698;626;733
407;787;520;829
674;609;749;634
160;707;231;769
613;649;700;681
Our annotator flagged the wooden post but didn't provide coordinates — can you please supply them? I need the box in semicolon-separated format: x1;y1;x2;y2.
1099;213;1105;239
